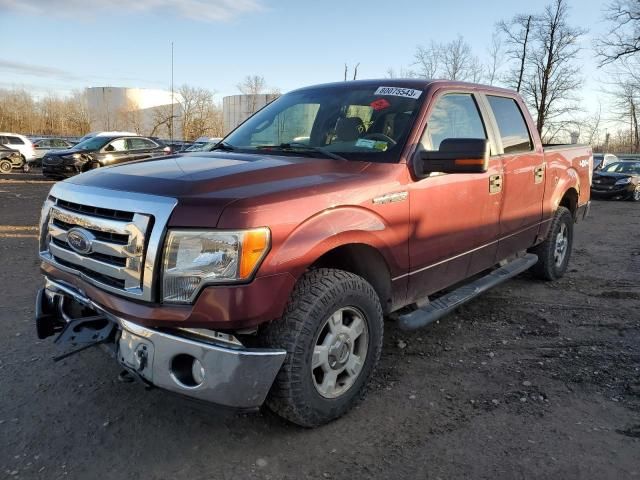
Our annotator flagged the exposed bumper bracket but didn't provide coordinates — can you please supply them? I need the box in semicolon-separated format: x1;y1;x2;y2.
36;277;287;409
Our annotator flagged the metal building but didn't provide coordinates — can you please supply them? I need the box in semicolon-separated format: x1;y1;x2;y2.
85;87;182;136
223;94;280;134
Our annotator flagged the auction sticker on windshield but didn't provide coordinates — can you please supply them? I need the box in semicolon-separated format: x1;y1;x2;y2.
374;86;422;99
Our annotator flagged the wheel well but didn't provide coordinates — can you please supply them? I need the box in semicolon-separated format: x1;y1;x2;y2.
560;188;578;218
310;244;393;314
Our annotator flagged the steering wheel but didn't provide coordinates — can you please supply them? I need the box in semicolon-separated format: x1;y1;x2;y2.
362;133;397;146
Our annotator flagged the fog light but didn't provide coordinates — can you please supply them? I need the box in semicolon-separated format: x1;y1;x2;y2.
170;354;204;388
192;359;205;384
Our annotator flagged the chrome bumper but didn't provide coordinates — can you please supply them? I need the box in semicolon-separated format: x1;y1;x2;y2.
38;277;286;409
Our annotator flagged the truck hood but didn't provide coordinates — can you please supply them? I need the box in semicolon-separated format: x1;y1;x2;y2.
66;152;370;227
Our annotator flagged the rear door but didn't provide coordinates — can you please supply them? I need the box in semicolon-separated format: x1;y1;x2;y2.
126;137;160;162
481;94;545;259
407;90;504;301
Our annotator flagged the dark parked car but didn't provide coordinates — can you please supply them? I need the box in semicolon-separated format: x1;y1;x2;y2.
0;144;24;173
42;135;170;179
591;161;640;201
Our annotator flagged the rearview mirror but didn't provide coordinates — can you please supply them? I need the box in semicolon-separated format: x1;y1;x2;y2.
416;138;489;176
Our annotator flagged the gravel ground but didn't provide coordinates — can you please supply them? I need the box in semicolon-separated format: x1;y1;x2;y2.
1;174;639;480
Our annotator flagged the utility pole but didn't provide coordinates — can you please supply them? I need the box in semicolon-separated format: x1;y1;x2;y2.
170;41;174;143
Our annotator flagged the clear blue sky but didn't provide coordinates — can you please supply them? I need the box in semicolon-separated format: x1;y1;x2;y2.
0;0;609;112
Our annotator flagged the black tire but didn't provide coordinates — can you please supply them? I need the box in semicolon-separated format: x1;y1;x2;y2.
0;159;12;174
627;185;640;202
528;206;573;280
22;163;31;173
261;268;383;427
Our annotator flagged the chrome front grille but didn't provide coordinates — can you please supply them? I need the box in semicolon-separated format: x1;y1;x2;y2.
46;205;151;290
39;182;177;302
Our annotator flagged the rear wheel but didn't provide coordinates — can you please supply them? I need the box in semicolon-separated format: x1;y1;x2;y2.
529;206;573;280
0;159;12;174
261;268;383;427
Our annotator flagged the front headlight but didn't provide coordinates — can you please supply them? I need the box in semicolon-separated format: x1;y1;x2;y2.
62;153;82;162
615;177;632;185
161;228;270;303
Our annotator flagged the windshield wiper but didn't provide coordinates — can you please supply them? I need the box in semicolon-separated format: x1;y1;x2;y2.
259;143;347;161
210;141;235;152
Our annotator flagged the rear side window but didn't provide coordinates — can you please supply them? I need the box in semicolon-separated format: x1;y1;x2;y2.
422;93;486;151
7;136;24;145
487;96;533;154
128;138;157;150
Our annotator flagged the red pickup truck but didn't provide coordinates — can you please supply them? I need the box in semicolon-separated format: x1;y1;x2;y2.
35;79;591;427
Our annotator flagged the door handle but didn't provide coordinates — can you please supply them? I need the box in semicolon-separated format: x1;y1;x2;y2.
489;174;502;194
534;165;545;184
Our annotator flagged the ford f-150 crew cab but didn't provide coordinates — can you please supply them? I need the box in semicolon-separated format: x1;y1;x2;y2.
35;79;592;427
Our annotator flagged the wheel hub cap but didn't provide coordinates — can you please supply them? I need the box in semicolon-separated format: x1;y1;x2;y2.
311;307;369;399
328;334;351;369
554;223;568;267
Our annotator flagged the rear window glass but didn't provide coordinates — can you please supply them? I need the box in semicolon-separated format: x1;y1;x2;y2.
487;96;533;154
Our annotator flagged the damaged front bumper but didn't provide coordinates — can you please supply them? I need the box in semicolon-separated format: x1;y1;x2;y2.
36;277;286;409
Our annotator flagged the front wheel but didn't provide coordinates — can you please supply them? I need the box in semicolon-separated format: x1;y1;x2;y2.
0;159;12;174
528;206;573;280
261;268;383;427
22;162;31;173
627;185;640;202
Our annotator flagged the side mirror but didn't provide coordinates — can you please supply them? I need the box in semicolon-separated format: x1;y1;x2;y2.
416;138;489;176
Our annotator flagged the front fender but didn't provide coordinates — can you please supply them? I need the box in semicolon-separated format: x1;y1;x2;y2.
265;206;406;281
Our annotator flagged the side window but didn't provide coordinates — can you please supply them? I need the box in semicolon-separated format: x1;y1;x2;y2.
8;136;25;145
105;139;127;152
487;96;533;154
128;138;155;150
422;93;486;150
54;139;67;148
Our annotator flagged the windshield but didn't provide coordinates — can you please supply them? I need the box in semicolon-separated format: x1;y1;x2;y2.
223;84;425;162
602;162;640;174
73;136;112;151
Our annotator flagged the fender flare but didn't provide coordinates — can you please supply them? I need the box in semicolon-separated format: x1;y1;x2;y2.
266;205;403;282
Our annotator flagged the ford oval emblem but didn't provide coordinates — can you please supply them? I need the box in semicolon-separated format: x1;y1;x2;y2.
66;227;94;255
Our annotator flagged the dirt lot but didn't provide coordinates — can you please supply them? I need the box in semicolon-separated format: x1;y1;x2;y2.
1;173;639;480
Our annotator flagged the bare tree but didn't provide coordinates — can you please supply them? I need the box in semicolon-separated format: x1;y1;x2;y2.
442;36;475;81
149;104;174;138
486;33;503;85
385;66;415;78
177;85;220;141
606;77;640;152
596;0;640;65
237;75;266;95
413;41;441;78
412;36;484;82
498;14;534;92
520;0;585;134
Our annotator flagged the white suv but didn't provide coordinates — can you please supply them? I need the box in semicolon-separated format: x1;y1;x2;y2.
0;133;35;162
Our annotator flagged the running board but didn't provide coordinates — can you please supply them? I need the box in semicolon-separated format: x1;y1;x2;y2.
398;254;538;331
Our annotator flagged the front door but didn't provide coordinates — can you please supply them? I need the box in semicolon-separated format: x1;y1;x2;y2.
407;91;503;302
